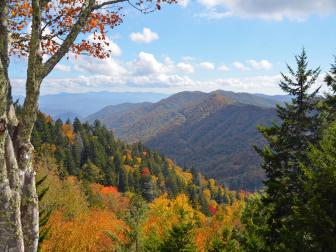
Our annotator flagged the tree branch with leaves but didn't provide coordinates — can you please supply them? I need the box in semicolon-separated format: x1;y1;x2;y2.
0;0;175;251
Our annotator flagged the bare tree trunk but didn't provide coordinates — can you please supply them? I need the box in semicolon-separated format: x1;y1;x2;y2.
0;68;40;252
0;64;25;251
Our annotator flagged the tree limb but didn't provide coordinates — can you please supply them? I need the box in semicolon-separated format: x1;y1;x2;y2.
92;0;128;10
18;0;43;144
41;0;95;78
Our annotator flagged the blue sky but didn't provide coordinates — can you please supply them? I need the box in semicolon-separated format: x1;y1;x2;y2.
10;0;336;95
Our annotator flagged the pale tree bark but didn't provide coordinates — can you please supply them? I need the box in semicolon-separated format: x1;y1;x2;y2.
0;0;130;251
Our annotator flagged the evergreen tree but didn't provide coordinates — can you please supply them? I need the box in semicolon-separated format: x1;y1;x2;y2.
73;118;82;133
241;194;270;252
208;227;242;252
300;122;336;251
256;49;321;251
323;57;336;122
29;110;236;215
119;167;129;192
125;195;147;252
160;222;196;252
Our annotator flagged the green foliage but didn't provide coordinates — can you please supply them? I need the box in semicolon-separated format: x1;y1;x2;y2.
240;194;270;252
300;122;336;251
32;52;336;252
31;114;237;216
208;227;242;252
160;222;196;252
322;57;336;123
256;49;321;251
36;175;53;251
124;195;148;251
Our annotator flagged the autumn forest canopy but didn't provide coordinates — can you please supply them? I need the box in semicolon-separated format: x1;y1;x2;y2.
1;0;336;252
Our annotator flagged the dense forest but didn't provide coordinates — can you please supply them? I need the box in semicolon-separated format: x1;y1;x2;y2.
30;110;241;210
27;106;248;251
30;51;336;251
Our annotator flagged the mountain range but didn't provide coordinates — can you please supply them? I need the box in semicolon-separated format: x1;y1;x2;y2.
87;90;289;190
15;92;169;121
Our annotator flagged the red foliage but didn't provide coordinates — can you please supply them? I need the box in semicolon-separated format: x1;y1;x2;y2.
141;167;150;177
209;205;217;215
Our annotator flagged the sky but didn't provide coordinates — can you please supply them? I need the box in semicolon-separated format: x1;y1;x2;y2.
10;0;336;96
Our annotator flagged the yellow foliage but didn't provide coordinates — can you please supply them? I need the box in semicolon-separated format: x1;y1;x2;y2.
200;175;208;186
194;200;245;252
166;158;175;168
123;165;133;173
36;159;88;219
143;194;205;240
151;175;158;184
61;124;75;143
126;152;132;161
203;189;211;201
208;179;218;194
45;115;52;124
174;166;193;185
135;157;142;164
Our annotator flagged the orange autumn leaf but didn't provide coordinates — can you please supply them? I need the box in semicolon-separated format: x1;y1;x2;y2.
90;18;98;27
141;167;150;177
42;209;129;252
100;186;118;195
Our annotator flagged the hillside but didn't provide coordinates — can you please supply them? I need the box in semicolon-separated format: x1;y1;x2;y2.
146;104;277;190
31;111;247;251
87;91;210;142
87;90;283;190
86;90;286;142
31;111;238;212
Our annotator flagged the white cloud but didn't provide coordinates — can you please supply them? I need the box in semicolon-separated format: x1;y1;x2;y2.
132;52;168;75
74;56;127;77
233;61;249;71
14;52;323;97
178;0;189;7
177;62;194;73
130;28;159;43
55;64;71;72
218;64;229;72
197;0;336;21
13;74;288;96
200;62;215;70
247;60;272;70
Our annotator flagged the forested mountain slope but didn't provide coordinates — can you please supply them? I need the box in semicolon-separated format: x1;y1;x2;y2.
31;111;240;214
86;90;285;143
87;90;281;190
146;104;277;190
87;91;210;142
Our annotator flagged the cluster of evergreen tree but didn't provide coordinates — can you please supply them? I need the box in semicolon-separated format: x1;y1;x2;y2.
28;111;239;215
243;50;336;252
